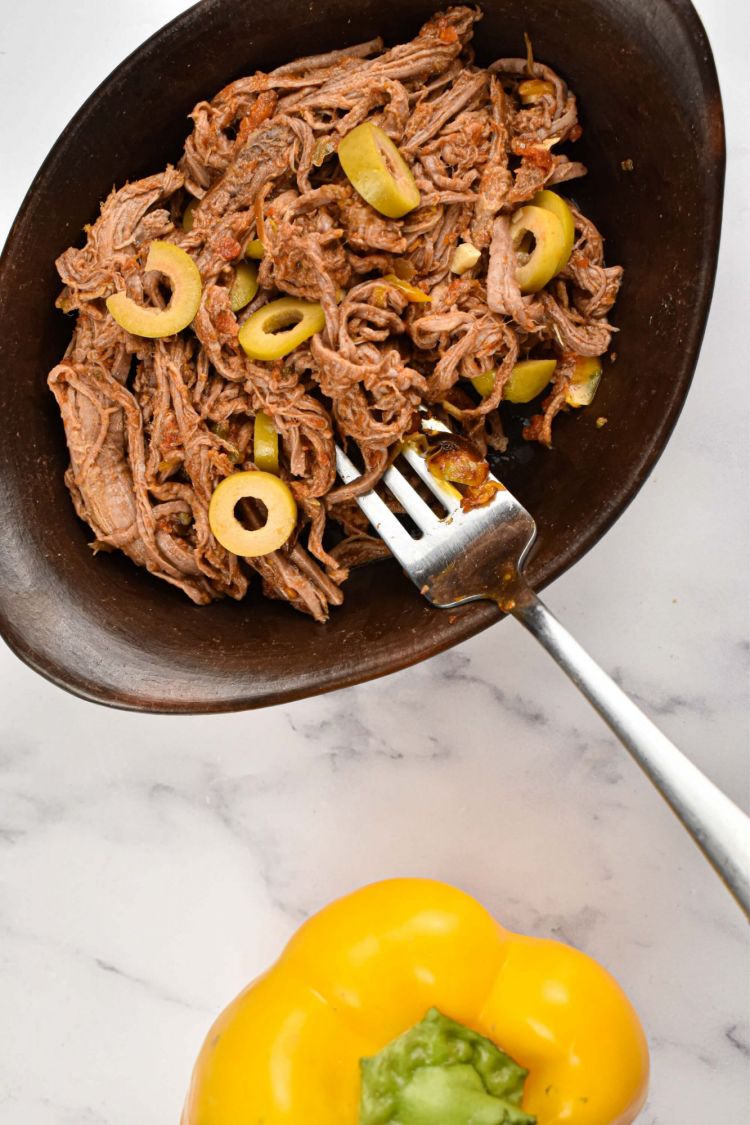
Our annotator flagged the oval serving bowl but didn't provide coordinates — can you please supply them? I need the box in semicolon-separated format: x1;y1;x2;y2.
0;0;724;713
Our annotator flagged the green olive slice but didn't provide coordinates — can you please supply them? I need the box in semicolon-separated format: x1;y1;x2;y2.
338;122;420;219
565;356;603;407
245;238;265;260
208;470;296;557
238;297;325;361
253;411;279;473
504;358;558;402
510;205;567;294
106;241;202;338
470;369;496;398
182;198;198;232
471;358;557;403
532;190;575;273
230;262;259;312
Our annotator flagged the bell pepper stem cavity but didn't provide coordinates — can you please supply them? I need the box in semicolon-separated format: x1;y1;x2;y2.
398;1067;512;1125
359;1009;534;1125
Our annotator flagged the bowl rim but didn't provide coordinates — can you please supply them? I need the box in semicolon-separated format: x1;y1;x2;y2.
0;0;726;712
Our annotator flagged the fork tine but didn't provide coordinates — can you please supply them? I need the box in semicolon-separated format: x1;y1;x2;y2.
400;445;461;514
334;443;365;487
336;420;537;612
382;463;439;533
334;446;416;559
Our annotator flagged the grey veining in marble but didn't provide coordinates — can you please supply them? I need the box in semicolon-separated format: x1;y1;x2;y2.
0;2;748;1123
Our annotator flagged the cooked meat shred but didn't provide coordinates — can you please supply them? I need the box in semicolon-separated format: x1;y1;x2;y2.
49;7;622;619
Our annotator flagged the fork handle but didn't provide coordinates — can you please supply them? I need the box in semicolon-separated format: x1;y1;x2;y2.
513;591;750;919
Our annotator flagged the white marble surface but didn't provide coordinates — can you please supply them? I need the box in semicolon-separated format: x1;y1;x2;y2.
0;2;748;1122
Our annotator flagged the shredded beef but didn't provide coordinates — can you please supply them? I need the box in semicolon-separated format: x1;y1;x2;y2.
49;7;622;619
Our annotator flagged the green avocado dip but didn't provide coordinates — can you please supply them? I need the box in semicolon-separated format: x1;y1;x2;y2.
359;1008;536;1124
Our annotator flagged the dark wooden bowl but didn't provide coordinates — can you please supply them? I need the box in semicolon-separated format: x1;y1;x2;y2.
0;0;724;712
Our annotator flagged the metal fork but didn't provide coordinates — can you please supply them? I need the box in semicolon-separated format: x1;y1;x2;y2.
336;425;750;919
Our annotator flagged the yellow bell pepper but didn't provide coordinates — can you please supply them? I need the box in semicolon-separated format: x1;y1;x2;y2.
182;879;649;1125
382;274;432;303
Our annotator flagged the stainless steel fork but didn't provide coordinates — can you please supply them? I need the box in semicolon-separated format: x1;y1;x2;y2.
336;424;750;919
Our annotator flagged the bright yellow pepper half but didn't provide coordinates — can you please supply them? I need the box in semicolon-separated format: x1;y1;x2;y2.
182;879;649;1125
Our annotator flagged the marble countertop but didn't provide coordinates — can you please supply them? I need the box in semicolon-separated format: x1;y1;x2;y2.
0;1;748;1122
